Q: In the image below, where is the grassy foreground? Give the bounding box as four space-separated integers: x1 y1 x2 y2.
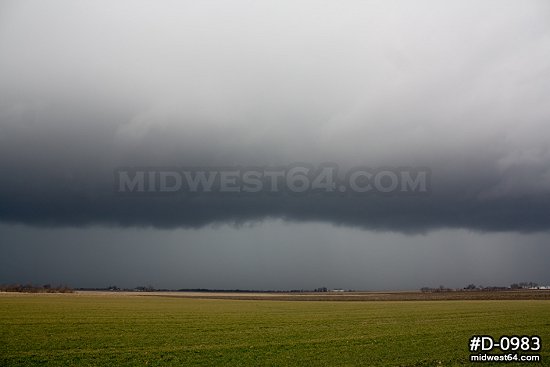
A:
0 294 548 366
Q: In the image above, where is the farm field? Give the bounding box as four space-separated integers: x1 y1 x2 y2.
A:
1 292 548 366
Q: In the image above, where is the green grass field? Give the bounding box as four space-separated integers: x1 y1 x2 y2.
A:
1 293 548 366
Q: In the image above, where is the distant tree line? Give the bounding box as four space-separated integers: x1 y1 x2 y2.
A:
421 282 542 292
0 284 73 293
420 285 453 293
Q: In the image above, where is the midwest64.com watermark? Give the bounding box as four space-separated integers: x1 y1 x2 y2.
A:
469 335 542 363
114 164 430 196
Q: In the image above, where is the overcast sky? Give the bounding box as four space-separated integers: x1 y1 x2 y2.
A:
1 0 549 290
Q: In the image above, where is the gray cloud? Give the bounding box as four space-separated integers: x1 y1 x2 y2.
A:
1 0 550 232
2 222 550 290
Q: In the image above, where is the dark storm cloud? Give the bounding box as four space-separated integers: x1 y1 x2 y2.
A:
1 0 550 233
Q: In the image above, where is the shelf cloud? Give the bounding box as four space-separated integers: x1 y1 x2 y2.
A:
1 0 550 233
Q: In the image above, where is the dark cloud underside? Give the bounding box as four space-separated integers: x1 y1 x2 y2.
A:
1 0 550 232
